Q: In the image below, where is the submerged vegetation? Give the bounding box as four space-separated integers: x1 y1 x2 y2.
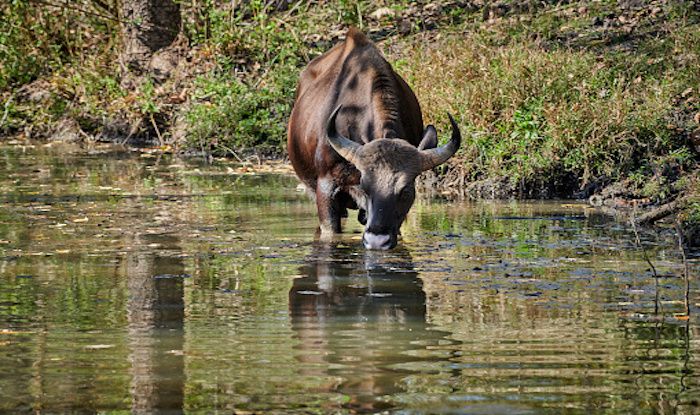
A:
0 0 699 238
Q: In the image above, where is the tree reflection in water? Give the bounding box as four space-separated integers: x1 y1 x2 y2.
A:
127 233 185 414
289 242 452 412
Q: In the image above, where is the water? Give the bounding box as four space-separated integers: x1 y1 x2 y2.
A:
0 142 698 414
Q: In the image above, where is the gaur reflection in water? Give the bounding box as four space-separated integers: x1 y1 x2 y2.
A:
289 242 449 412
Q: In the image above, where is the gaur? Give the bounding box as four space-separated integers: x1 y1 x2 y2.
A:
287 28 461 249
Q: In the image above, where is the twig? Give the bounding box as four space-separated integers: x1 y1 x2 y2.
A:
0 94 13 129
217 144 244 163
199 137 211 164
244 154 262 166
29 0 125 24
120 123 137 146
149 114 164 147
90 0 116 16
674 219 692 400
281 0 306 20
28 0 180 35
631 206 658 278
675 221 690 317
76 124 93 142
631 206 659 315
635 196 686 225
356 2 363 30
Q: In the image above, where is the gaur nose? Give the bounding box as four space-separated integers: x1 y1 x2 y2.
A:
362 232 395 250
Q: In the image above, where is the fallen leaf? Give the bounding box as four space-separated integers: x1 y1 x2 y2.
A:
84 344 114 350
371 7 395 19
0 329 31 335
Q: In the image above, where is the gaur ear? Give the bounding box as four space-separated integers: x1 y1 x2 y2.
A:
418 125 438 150
419 113 462 171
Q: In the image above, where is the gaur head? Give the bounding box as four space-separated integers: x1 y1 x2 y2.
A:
326 106 461 250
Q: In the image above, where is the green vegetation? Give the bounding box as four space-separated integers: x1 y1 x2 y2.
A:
0 0 698 237
401 8 699 195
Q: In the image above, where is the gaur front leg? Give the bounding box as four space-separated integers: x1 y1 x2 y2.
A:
316 176 342 235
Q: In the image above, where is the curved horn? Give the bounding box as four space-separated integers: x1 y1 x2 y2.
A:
420 113 461 171
326 105 361 164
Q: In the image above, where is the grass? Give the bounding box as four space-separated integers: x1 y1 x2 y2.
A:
392 3 699 196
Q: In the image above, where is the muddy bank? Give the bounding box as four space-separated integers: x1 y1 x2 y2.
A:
416 162 699 247
589 178 700 247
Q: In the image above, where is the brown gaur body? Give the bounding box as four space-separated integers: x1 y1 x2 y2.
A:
287 28 461 249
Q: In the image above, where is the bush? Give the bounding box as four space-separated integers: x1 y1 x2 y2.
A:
185 67 296 155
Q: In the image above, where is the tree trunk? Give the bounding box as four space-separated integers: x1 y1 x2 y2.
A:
120 0 182 83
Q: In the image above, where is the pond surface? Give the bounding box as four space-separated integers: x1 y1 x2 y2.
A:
0 142 698 414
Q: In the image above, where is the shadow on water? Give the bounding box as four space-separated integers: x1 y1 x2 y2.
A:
126 233 185 414
289 242 453 413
